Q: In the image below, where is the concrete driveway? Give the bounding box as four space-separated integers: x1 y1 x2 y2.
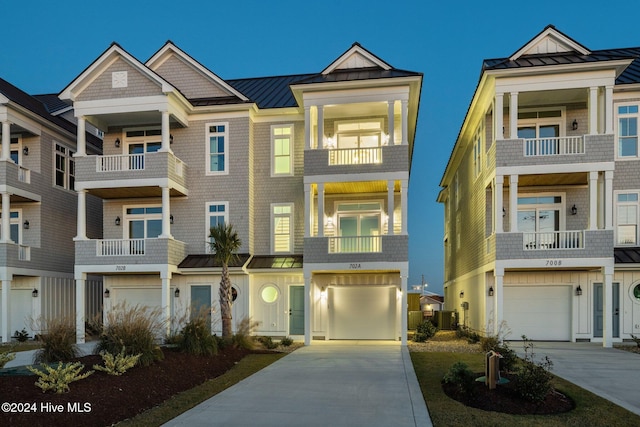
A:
164 341 431 427
512 341 640 416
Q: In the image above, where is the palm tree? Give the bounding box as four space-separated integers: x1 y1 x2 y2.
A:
209 223 242 338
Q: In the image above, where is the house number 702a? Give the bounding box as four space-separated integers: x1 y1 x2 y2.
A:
349 263 361 269
545 260 562 266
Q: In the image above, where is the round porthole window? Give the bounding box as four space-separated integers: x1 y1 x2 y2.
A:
261 285 279 303
634 284 640 300
231 286 238 302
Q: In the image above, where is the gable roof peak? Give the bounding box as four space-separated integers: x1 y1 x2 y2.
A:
509 25 590 61
322 42 392 75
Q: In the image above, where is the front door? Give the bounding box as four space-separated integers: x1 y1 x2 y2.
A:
191 285 212 331
594 282 620 338
289 286 304 335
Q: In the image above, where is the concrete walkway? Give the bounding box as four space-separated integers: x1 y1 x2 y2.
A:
512 341 640 416
4 341 97 368
164 341 432 427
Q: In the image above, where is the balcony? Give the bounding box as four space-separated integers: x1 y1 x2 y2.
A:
75 238 187 267
0 242 31 265
523 136 584 157
305 145 408 176
522 230 583 250
328 147 382 166
304 234 407 264
0 160 32 194
328 235 382 253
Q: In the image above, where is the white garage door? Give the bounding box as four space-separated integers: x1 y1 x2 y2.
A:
504 286 570 341
328 286 396 340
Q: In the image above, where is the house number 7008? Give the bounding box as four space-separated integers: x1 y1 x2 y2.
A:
545 260 562 266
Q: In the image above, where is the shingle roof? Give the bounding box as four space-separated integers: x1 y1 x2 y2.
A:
33 94 72 114
614 248 640 264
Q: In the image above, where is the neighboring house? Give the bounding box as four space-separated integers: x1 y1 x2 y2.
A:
64 42 422 345
420 294 443 317
438 25 640 347
0 79 102 342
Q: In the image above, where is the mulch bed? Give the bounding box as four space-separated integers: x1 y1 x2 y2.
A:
442 373 575 415
0 346 252 427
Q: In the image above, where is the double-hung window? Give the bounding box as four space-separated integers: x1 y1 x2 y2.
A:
272 125 293 176
272 203 293 253
206 202 228 252
55 143 75 190
206 123 228 175
616 192 639 245
617 105 639 158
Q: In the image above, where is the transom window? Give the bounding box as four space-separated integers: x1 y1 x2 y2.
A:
125 206 162 239
617 105 639 158
517 196 563 233
334 120 383 149
616 192 639 245
206 202 228 252
272 204 293 253
206 123 228 174
55 143 75 190
272 125 293 176
518 109 563 155
336 202 382 252
125 128 162 154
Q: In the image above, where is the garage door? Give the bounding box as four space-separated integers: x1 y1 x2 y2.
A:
504 286 570 341
328 286 396 340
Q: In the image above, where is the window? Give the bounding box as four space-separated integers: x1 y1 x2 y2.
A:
124 206 162 239
2 136 22 164
260 284 280 303
125 128 162 169
272 125 293 176
473 125 483 177
616 192 639 245
272 204 293 253
518 109 562 155
336 202 381 252
617 105 639 158
55 143 75 190
206 202 228 252
334 120 383 149
0 211 20 243
206 123 228 174
518 195 564 248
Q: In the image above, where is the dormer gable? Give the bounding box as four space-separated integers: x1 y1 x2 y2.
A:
322 42 392 75
509 25 591 61
146 41 248 101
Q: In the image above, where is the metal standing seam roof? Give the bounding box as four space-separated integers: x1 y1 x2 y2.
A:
178 253 252 269
226 74 315 109
246 255 303 269
614 248 640 264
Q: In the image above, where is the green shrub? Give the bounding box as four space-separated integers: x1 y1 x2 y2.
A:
513 336 554 402
93 348 141 376
176 316 218 356
414 320 438 342
32 316 79 363
442 361 477 398
631 334 640 348
259 336 278 349
232 317 259 350
28 362 93 394
280 336 294 347
14 328 29 342
96 303 165 366
0 348 16 368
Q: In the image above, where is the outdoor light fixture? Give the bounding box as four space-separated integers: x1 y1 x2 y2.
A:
488 286 494 296
170 214 174 224
320 286 327 300
170 134 174 144
115 216 121 226
174 288 180 298
115 138 120 148
22 146 28 155
571 204 577 215
104 289 110 298
576 285 583 296
572 119 578 131
32 288 38 298
459 290 464 299
502 207 506 217
23 220 29 229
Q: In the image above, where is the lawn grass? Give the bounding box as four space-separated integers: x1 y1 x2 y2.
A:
411 352 640 427
117 352 285 426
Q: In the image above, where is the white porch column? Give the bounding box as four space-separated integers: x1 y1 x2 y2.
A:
401 180 408 234
387 180 395 235
304 106 311 150
604 171 613 230
75 189 87 240
160 271 172 338
1 277 10 343
400 270 408 345
1 121 11 161
589 87 599 135
589 171 599 230
509 92 519 139
605 85 614 135
387 101 395 145
602 266 614 348
401 99 409 145
317 182 324 238
495 93 504 140
317 106 324 149
304 273 311 345
304 183 311 237
509 175 518 232
1 192 11 243
159 186 173 239
75 272 86 344
493 268 504 336
76 116 87 156
495 176 504 233
160 111 171 152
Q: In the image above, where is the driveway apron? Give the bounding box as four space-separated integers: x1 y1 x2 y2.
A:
164 341 431 427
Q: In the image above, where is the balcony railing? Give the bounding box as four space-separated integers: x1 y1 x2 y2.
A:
523 136 584 157
523 231 584 250
328 235 382 253
96 154 145 172
328 147 382 165
97 239 146 256
18 166 30 183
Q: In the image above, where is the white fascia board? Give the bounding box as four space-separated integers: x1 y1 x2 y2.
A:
189 109 252 122
302 261 406 275
191 103 254 117
322 45 392 75
6 109 42 136
0 185 41 202
74 95 170 116
251 107 302 122
166 94 189 127
75 264 174 275
490 59 632 81
496 257 614 270
496 161 615 177
613 87 640 98
509 28 590 61
304 171 408 184
75 177 180 192
302 86 410 107
494 68 619 93
0 94 9 104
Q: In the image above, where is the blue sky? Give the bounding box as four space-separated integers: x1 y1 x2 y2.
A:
1 1 636 294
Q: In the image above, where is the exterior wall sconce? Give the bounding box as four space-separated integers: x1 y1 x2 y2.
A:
572 119 578 131
23 220 29 229
459 290 464 299
488 286 494 296
22 146 29 155
571 204 577 215
320 286 327 300
170 214 174 224
576 285 582 296
104 289 110 298
115 216 121 226
32 288 38 298
502 207 506 217
115 138 121 148
174 288 180 298
170 134 174 144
